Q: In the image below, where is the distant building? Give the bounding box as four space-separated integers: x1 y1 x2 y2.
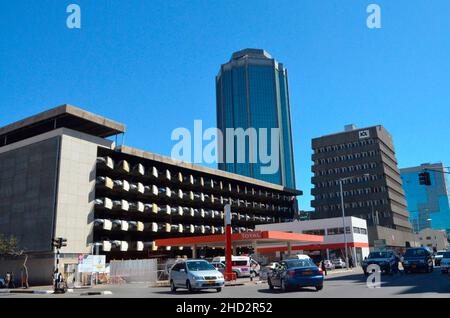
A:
310 124 417 249
400 163 450 233
256 216 370 265
216 49 296 189
417 228 449 251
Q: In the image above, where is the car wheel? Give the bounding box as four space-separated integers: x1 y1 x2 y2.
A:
315 285 323 291
186 280 195 292
216 288 222 292
170 280 177 292
281 279 289 292
267 278 274 290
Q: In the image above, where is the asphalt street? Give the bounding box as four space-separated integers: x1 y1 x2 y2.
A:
2 267 450 298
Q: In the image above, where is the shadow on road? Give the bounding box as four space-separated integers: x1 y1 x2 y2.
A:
152 290 221 296
325 268 450 295
257 287 318 294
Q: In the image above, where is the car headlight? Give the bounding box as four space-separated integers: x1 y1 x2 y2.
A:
191 275 203 280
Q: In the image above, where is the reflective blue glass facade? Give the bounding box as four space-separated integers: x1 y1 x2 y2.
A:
400 163 450 232
216 49 296 189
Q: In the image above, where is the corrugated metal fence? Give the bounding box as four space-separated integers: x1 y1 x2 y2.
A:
109 259 158 284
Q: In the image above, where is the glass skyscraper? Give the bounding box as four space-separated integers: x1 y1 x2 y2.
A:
216 49 296 189
400 163 450 233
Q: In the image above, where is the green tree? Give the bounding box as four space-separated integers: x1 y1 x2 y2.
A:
0 234 19 255
0 234 29 288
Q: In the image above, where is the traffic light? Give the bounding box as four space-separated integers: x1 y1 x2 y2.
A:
59 238 67 247
418 171 431 186
51 237 67 249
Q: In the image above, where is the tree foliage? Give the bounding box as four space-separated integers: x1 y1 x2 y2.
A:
0 234 20 255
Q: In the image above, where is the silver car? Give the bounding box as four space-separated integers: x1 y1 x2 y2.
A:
440 251 450 273
169 259 225 292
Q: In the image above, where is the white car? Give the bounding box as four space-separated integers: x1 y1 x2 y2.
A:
332 258 346 268
212 256 260 277
169 259 224 292
292 254 312 260
434 250 446 266
440 251 450 274
259 262 279 280
323 260 335 270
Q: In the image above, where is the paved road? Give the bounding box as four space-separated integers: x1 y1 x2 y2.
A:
2 267 450 298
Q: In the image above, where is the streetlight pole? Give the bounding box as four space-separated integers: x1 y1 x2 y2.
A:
339 179 350 270
338 173 370 270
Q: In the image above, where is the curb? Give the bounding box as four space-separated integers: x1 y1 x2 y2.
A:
80 291 112 296
0 289 54 294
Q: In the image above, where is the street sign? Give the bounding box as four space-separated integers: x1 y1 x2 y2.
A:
78 255 106 273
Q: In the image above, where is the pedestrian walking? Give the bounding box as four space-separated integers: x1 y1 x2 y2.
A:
321 260 327 276
5 272 11 288
348 256 354 268
8 272 16 289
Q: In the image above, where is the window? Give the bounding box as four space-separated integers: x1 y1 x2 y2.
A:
327 227 344 235
303 229 326 236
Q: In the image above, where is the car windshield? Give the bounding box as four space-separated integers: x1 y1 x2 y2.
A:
405 249 428 257
443 252 450 258
285 259 315 268
186 261 215 271
368 252 390 258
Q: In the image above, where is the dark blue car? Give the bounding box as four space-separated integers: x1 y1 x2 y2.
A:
402 247 434 273
267 258 324 292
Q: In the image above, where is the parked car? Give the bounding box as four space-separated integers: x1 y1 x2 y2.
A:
212 256 260 277
332 258 346 269
434 250 447 266
211 261 226 274
439 250 450 274
267 258 324 292
292 254 312 261
362 250 400 275
259 262 279 280
322 260 335 270
169 259 224 292
402 247 434 273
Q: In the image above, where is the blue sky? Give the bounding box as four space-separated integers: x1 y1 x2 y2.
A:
1 0 449 210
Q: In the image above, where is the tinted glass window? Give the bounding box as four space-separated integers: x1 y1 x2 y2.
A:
186 261 215 271
285 259 315 268
232 261 248 266
405 249 428 257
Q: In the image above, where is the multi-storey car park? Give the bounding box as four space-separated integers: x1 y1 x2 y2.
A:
0 104 300 284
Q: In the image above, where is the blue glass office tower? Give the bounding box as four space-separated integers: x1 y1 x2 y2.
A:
400 163 450 233
216 49 296 189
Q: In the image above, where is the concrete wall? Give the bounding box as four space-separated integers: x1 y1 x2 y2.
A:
418 228 449 251
54 130 108 255
0 255 54 286
368 225 419 248
0 137 59 252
